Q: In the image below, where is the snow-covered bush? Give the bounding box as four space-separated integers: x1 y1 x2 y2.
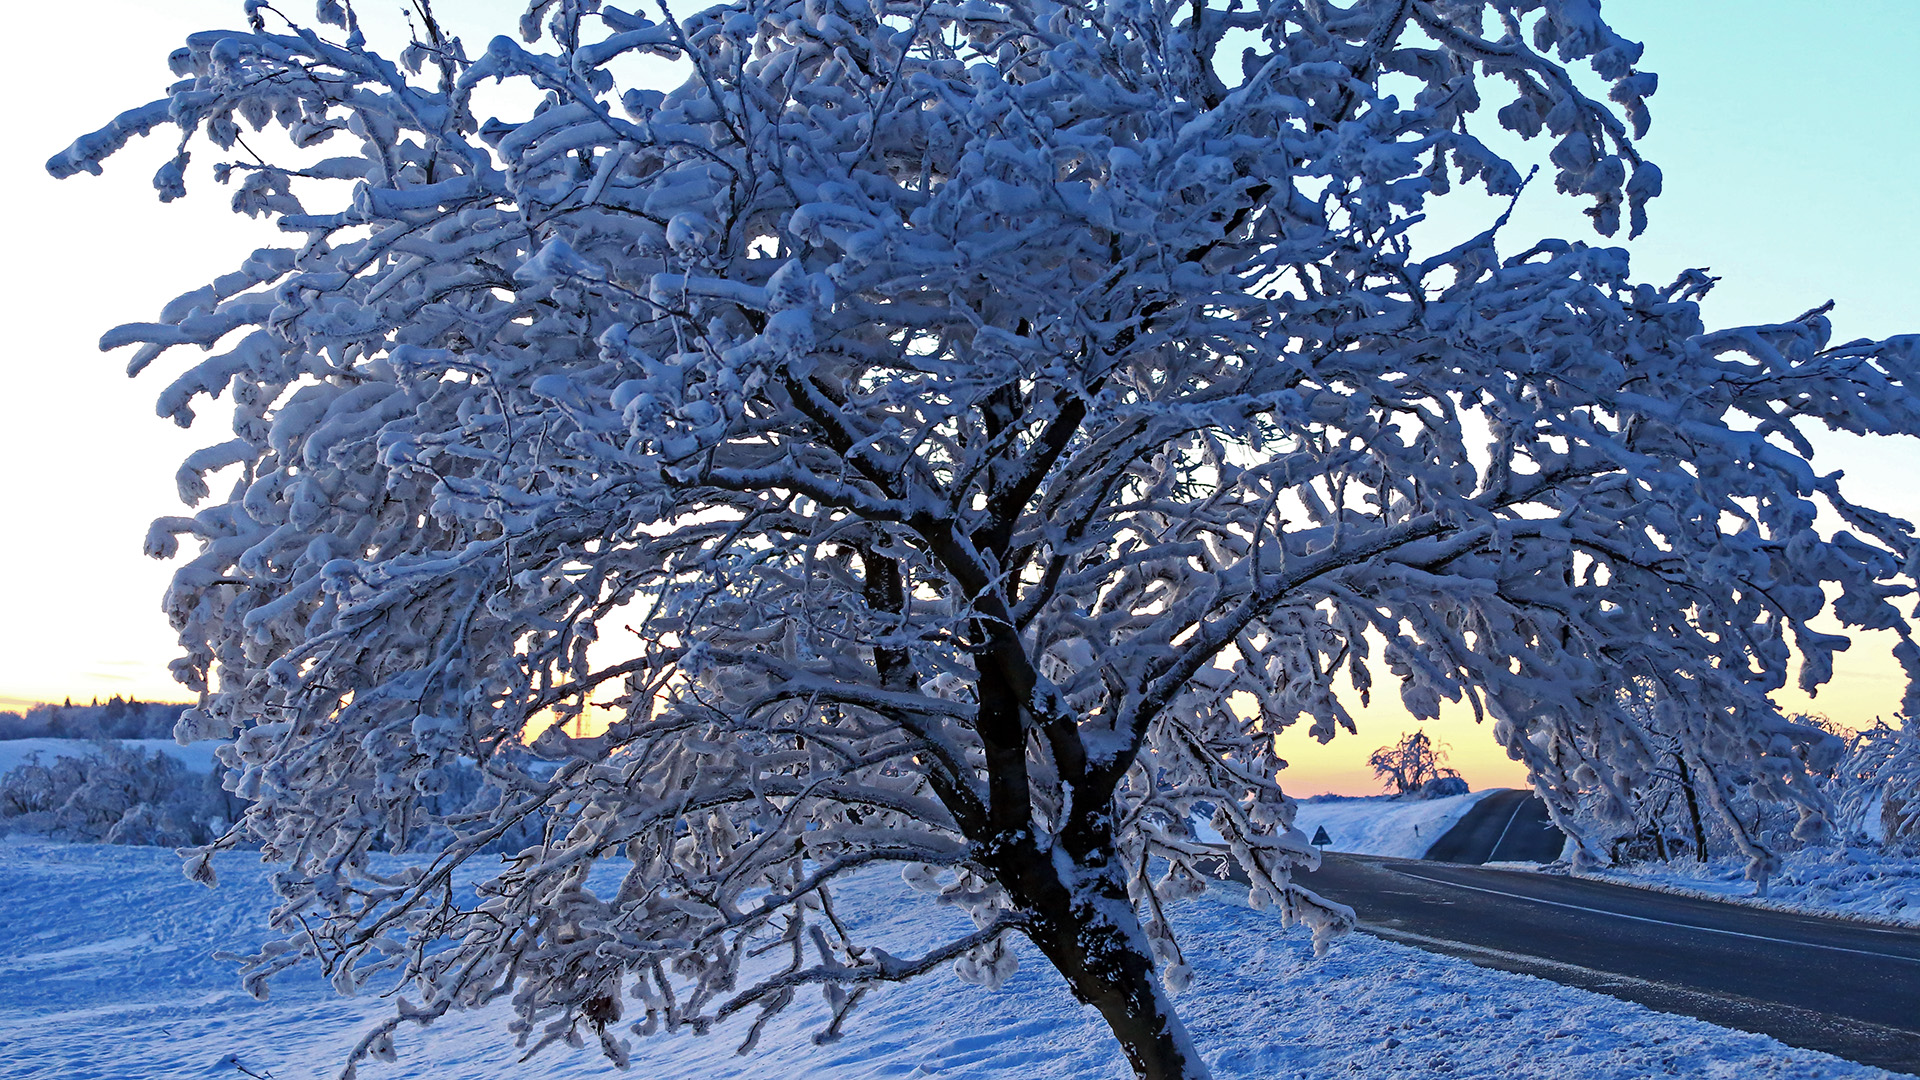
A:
0 739 545 854
1833 721 1920 850
0 743 242 846
51 0 1920 1076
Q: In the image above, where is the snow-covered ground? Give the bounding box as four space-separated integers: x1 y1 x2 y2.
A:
1291 789 1498 859
4 838 1905 1080
0 737 222 774
1579 846 1920 929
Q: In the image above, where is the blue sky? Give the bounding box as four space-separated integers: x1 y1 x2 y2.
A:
1 1 1914 791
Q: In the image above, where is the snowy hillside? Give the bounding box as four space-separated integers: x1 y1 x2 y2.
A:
1291 789 1501 860
0 737 223 775
3 839 1899 1080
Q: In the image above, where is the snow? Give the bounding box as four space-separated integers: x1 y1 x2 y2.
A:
1291 790 1501 859
1578 847 1920 930
0 737 223 775
3 839 1903 1080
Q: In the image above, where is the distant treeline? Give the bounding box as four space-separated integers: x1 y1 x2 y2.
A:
0 698 189 741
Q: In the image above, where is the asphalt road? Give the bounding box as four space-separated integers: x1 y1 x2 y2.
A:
1288 854 1920 1073
1424 788 1563 864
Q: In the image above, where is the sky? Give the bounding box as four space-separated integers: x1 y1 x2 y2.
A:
0 1 1915 794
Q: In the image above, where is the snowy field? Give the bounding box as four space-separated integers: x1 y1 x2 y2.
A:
1290 789 1499 859
3 839 1905 1080
0 737 221 775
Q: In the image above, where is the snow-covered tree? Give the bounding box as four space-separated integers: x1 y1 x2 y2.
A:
1366 729 1460 796
50 0 1920 1075
1834 720 1920 849
1588 684 1712 863
0 743 239 846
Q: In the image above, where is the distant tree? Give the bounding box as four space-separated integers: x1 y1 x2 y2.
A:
1368 730 1461 797
51 0 1920 1077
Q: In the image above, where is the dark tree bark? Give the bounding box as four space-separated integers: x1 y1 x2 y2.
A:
893 349 1226 1079
988 836 1211 1080
1676 753 1709 860
942 595 1210 1080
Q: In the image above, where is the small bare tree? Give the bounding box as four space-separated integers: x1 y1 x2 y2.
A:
1367 730 1461 797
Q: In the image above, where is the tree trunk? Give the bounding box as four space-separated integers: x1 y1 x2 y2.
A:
1004 849 1210 1080
1675 753 1708 860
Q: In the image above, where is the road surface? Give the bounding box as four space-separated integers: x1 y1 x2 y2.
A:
1285 854 1920 1073
1424 788 1564 864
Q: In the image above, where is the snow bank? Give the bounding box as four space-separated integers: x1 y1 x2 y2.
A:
1581 846 1920 929
1292 789 1500 859
0 737 223 775
3 839 1900 1080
